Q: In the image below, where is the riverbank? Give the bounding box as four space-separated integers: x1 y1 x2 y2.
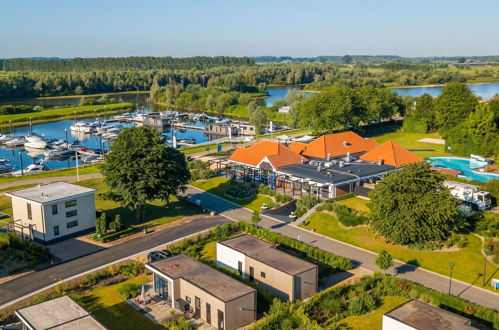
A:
0 103 134 128
0 91 148 103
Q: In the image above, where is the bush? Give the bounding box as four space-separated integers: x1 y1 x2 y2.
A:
347 293 378 316
117 261 144 277
296 195 318 210
226 180 257 199
320 203 368 227
189 160 218 181
118 283 141 300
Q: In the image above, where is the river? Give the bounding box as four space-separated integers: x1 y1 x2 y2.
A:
391 82 499 99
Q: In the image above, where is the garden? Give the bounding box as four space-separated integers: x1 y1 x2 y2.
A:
0 232 52 276
190 176 292 212
252 274 498 329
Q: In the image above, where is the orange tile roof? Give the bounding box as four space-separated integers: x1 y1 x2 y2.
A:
359 140 423 168
229 141 305 170
299 131 378 159
289 142 307 154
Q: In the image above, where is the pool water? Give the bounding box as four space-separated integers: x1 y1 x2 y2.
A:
428 157 499 182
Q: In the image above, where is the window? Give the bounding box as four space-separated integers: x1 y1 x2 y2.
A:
53 225 60 236
66 210 77 218
67 220 78 228
65 200 77 208
185 296 191 303
27 203 32 220
261 272 266 278
52 204 58 215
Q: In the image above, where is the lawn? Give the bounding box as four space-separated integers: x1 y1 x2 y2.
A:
78 276 162 330
0 164 100 185
201 241 217 261
364 124 448 159
301 212 498 291
0 194 12 226
336 197 370 213
340 296 408 330
77 178 200 229
190 176 274 212
0 103 133 125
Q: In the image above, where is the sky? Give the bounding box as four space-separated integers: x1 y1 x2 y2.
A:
2 0 499 58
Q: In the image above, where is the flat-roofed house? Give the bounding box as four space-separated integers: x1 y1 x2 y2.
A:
217 234 318 301
382 299 476 330
6 182 97 244
146 254 256 330
15 295 106 330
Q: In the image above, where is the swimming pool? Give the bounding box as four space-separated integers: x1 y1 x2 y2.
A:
428 157 499 182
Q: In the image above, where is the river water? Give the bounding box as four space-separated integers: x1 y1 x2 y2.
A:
391 82 499 99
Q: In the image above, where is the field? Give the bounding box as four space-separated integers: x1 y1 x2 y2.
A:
190 176 274 212
78 276 162 329
300 212 497 291
0 102 133 126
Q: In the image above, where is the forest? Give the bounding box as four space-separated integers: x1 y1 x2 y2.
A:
1 62 498 100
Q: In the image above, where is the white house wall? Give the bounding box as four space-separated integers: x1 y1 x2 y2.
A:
382 315 416 330
216 243 245 275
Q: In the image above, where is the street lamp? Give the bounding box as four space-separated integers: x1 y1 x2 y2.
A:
448 263 455 294
483 249 490 286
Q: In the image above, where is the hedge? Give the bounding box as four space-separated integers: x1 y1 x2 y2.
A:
403 118 429 133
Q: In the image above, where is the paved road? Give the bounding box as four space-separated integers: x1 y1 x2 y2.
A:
0 173 103 191
0 216 229 307
183 186 499 311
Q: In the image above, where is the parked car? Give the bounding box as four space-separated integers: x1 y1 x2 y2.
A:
147 250 173 263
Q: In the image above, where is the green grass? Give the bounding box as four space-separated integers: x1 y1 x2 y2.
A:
77 178 200 229
0 164 100 185
301 212 498 291
336 197 370 213
190 176 274 212
78 276 162 330
0 103 133 125
364 124 447 159
340 296 408 330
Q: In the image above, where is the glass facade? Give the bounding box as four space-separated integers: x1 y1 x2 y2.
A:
154 273 169 299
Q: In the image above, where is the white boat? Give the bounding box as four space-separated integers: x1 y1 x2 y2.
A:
11 162 50 177
113 113 132 120
82 155 104 164
24 135 48 149
70 122 94 133
0 134 14 144
4 136 27 147
25 146 47 157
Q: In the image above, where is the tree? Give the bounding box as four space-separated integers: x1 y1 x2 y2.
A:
435 82 478 135
342 55 353 64
375 250 393 273
369 162 461 246
95 212 107 235
457 57 466 63
109 214 122 232
250 107 267 135
101 127 191 222
247 100 258 115
251 211 261 227
257 82 267 93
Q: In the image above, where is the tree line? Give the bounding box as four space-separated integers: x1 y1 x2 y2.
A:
404 82 499 157
0 56 254 72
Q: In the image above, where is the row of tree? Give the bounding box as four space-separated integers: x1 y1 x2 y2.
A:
0 56 254 72
404 82 499 156
287 86 405 133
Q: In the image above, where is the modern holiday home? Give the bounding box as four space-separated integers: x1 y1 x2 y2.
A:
6 182 97 244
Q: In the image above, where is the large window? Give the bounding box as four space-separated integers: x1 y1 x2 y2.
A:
65 200 77 208
52 204 58 215
53 225 60 236
153 273 168 299
27 203 32 220
66 210 77 218
66 220 78 228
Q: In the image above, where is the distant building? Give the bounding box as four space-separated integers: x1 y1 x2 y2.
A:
146 254 256 330
278 105 291 113
16 295 106 330
6 182 97 244
382 299 476 330
217 234 318 301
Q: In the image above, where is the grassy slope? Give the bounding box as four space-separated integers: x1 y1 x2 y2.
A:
190 177 273 212
0 103 133 125
79 276 162 330
340 296 408 330
336 197 370 213
301 212 497 291
0 164 100 184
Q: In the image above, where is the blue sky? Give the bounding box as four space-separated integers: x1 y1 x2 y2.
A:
2 0 499 58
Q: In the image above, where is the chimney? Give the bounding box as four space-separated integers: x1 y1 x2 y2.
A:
317 163 322 172
301 157 304 164
342 141 349 147
339 161 344 168
346 152 351 162
327 153 331 161
378 157 384 165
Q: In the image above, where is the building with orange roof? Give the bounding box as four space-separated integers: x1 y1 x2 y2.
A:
359 140 424 168
290 131 378 159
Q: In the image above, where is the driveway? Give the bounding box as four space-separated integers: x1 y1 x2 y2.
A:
183 185 499 311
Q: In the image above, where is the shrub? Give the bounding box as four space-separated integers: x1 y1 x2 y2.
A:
189 160 217 181
117 261 143 277
226 181 257 199
118 283 141 300
347 293 378 316
163 315 193 330
296 195 318 210
328 204 368 227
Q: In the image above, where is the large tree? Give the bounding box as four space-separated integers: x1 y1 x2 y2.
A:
435 82 478 135
101 127 190 221
368 162 461 246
